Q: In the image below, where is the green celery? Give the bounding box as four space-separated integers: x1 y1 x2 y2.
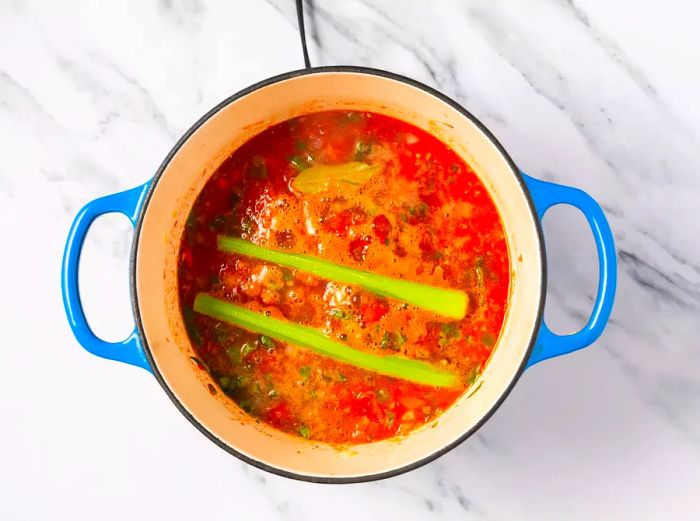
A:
217 236 468 320
194 294 458 388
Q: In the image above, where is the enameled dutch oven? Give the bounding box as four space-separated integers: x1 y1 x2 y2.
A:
61 67 617 483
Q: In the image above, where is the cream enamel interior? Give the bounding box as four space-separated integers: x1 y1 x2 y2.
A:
135 71 543 479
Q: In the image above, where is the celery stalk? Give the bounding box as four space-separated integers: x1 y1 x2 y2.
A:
217 236 468 320
193 294 458 388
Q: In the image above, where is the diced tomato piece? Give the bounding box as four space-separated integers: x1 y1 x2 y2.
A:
361 299 389 323
349 235 372 262
372 214 392 243
264 401 292 429
323 207 368 236
420 190 442 208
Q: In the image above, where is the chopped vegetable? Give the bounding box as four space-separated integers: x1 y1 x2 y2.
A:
240 342 257 356
289 155 310 171
298 425 311 438
225 345 241 364
330 309 348 319
291 161 382 194
354 140 372 160
395 331 407 347
380 331 395 351
217 236 468 320
376 389 390 402
260 335 276 349
194 294 458 388
439 322 461 346
299 366 312 380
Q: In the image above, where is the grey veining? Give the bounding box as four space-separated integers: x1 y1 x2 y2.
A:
1 1 699 520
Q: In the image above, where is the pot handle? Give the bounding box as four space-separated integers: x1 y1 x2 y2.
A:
61 182 152 371
522 174 617 366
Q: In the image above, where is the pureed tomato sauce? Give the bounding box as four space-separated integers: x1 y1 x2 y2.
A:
178 110 509 444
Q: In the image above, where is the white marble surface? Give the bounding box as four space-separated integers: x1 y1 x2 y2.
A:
1 0 699 519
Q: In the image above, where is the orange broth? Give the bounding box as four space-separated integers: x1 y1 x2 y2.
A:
178 110 509 444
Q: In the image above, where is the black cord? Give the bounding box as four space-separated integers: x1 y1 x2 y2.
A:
296 0 312 68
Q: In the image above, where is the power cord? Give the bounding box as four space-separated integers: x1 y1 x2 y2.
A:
296 0 312 68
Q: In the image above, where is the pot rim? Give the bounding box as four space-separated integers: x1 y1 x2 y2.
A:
129 65 547 484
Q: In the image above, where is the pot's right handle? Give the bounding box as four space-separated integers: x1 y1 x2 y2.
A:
522 174 617 366
61 182 152 371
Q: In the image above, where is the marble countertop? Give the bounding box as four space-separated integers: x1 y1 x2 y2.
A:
1 1 698 519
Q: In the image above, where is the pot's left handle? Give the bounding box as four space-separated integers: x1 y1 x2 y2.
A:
522 174 617 366
61 182 152 371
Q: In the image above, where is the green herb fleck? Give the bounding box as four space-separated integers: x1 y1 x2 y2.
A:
298 425 311 439
330 309 348 319
260 335 276 349
219 376 232 389
376 389 390 402
380 331 401 351
338 372 347 382
395 331 407 347
241 342 257 357
299 366 312 381
439 322 461 346
289 155 309 172
380 331 393 350
225 345 241 364
354 140 372 161
408 202 429 218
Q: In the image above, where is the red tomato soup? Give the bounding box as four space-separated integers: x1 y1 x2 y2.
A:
178 110 509 444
